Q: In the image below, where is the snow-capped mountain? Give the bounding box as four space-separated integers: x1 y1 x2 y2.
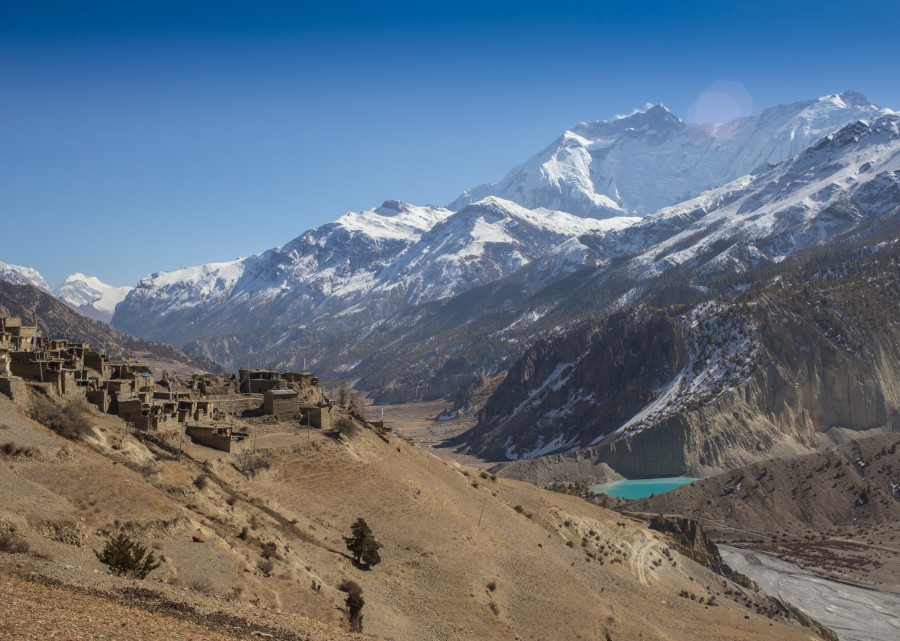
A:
455 114 900 470
620 113 900 280
0 261 50 291
451 91 891 218
53 274 134 323
112 92 900 398
113 199 638 345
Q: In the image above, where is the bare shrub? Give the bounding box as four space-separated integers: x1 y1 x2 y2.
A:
187 577 214 594
29 396 95 440
331 416 357 438
0 532 30 554
338 579 363 595
234 450 270 477
0 442 42 459
193 475 209 491
347 390 366 420
260 541 278 559
257 558 274 575
486 580 497 592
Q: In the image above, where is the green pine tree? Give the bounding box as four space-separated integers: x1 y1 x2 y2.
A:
344 518 382 569
94 530 160 579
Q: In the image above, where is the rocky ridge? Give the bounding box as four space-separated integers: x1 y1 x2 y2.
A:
462 243 900 475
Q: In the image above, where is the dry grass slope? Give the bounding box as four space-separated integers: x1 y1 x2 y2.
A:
0 391 833 640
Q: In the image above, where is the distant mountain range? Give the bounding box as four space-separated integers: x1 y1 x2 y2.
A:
0 266 132 323
3 91 898 471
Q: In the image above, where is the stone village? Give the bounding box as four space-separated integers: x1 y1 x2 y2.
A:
0 314 340 452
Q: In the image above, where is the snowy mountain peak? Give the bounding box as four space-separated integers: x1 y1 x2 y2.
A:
53 273 134 323
832 90 873 108
571 103 682 139
451 92 890 218
334 202 452 241
0 261 50 291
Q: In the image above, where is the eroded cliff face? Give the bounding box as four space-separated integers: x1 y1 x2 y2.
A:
465 248 900 476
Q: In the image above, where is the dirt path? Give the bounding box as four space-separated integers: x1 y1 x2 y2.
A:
626 531 657 586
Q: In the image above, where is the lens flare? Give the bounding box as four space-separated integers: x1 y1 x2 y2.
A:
688 81 753 125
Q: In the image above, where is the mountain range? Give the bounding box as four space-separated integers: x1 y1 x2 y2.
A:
3 90 898 471
0 265 132 324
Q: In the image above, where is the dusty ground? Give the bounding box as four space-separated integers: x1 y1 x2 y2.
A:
0 391 834 641
0 560 374 641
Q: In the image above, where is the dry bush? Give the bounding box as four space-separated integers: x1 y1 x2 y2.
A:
29 396 95 440
338 578 363 595
260 541 278 559
234 450 270 477
0 532 30 555
193 474 209 491
330 416 357 438
256 558 274 575
0 442 43 459
187 577 214 594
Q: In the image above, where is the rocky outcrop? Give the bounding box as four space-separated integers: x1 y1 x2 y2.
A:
463 245 900 475
491 453 622 486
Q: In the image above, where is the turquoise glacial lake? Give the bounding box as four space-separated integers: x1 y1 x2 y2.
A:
592 476 700 500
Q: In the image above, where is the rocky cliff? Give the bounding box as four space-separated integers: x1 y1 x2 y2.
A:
462 243 900 476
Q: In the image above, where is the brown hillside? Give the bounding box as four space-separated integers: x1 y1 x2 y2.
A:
0 391 832 641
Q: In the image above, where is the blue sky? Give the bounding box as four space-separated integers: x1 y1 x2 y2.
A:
2 1 899 287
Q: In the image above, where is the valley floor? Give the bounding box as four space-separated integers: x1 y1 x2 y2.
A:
721 545 900 641
377 399 495 469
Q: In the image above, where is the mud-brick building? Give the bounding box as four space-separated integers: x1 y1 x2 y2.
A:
263 389 298 417
299 404 333 430
239 368 284 394
0 316 38 352
116 393 179 431
185 424 233 452
282 372 320 388
8 352 81 396
83 350 110 379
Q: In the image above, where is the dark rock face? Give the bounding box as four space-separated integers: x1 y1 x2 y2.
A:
463 245 900 476
471 309 691 464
